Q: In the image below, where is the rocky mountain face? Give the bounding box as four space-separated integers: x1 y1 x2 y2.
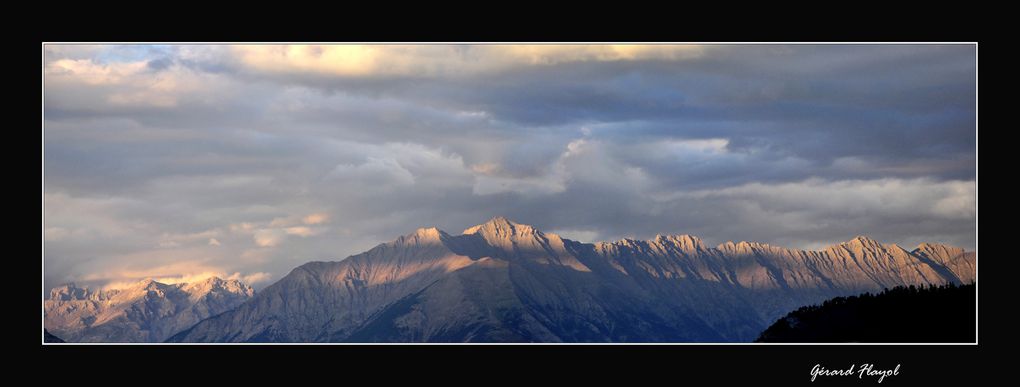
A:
169 217 976 343
45 277 254 342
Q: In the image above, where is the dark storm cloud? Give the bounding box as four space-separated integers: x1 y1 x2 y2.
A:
43 44 977 292
212 44 974 181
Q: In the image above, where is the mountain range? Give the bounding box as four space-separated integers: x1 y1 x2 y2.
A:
157 217 975 343
44 277 253 342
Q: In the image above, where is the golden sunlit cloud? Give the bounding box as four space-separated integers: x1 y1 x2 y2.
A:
99 271 273 291
46 59 148 85
230 45 707 78
76 257 273 290
302 213 330 225
284 226 316 237
470 163 501 175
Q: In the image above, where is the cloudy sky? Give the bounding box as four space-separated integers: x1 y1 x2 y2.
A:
43 44 976 291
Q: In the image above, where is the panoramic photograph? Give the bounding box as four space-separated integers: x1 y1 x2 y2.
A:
42 43 976 344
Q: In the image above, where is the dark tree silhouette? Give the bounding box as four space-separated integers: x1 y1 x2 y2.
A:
755 282 975 343
44 329 65 343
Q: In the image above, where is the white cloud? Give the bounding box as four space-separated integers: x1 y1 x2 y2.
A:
231 271 272 285
644 177 976 248
471 139 582 196
329 157 415 187
253 229 285 247
662 138 730 154
45 55 237 110
237 218 331 248
470 137 657 197
673 178 976 220
319 141 476 194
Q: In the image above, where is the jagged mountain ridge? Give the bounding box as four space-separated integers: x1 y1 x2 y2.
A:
169 217 975 343
45 277 254 342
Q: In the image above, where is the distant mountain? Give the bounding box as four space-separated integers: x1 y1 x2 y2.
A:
45 277 254 342
755 283 975 342
169 217 975 343
44 329 65 343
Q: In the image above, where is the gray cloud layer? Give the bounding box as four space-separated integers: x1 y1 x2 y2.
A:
43 44 977 291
